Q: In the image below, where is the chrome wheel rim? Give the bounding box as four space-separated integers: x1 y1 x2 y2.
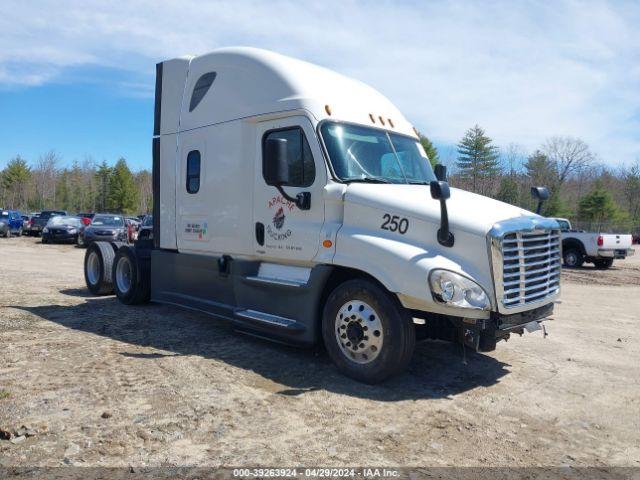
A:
335 300 383 364
115 256 132 294
565 252 577 266
87 252 100 285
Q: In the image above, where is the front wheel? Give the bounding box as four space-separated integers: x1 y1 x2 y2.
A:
322 279 415 384
563 248 584 268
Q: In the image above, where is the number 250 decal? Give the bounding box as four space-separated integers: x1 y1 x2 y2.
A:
381 214 409 234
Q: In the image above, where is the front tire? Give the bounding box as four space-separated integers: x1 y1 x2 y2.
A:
563 248 584 268
322 279 415 384
112 246 150 305
84 242 115 295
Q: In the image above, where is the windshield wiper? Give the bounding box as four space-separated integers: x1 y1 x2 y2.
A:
407 180 430 185
346 176 392 184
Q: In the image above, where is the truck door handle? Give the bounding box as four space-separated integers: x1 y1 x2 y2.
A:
255 222 264 246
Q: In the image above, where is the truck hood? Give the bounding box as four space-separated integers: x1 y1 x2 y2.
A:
344 183 533 236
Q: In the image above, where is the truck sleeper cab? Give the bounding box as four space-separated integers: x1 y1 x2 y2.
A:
83 47 561 383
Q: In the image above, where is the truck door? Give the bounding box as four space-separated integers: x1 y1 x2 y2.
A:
253 116 326 262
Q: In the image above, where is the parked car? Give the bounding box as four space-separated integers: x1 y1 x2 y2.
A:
82 214 128 246
138 215 153 240
0 209 23 237
21 215 30 233
31 210 68 236
553 217 635 269
42 216 84 244
25 213 41 236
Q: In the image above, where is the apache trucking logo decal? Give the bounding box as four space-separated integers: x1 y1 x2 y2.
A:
184 221 208 240
266 195 293 241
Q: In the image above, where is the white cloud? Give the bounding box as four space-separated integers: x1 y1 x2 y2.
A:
1 0 638 164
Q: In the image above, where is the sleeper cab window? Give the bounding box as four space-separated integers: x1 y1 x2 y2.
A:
186 150 201 194
189 72 217 112
262 127 315 187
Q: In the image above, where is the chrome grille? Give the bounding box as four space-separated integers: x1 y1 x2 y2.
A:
489 217 562 313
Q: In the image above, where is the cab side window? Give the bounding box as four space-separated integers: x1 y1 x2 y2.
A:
186 150 201 194
263 127 315 187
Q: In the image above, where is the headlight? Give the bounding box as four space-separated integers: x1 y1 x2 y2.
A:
68 228 77 233
43 227 49 233
429 270 490 310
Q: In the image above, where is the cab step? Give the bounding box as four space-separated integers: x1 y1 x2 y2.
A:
234 309 306 332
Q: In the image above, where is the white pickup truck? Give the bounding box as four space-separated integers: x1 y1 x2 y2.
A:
82 48 562 383
554 218 634 269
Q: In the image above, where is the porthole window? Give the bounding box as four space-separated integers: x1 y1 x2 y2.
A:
186 150 201 194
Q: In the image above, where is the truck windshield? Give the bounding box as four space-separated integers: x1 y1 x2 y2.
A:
320 122 436 184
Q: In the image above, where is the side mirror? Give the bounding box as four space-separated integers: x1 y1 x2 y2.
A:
434 164 447 182
430 180 451 201
264 138 290 186
531 186 549 201
531 186 549 215
263 137 311 210
430 180 454 247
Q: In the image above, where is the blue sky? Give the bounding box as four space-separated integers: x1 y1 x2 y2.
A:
1 0 639 171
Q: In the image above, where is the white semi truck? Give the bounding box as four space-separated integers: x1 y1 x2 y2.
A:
83 48 562 383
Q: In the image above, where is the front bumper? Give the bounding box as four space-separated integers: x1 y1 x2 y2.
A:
44 232 77 242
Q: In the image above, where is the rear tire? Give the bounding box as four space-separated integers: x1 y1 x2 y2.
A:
41 236 47 244
322 279 415 384
563 248 584 268
594 258 614 269
112 246 150 305
84 242 115 295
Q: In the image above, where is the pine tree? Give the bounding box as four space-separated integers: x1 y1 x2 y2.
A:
95 160 112 212
418 134 439 168
107 158 139 214
496 177 519 205
1 156 32 209
456 125 500 195
578 181 621 230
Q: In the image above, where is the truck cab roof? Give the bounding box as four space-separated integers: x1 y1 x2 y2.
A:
158 47 415 138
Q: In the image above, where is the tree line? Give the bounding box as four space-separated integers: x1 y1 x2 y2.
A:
421 126 640 234
3 128 639 234
0 152 152 215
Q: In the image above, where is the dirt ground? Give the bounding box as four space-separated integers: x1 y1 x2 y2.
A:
1 236 639 468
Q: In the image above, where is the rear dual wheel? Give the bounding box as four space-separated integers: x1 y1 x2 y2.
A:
113 247 150 305
84 242 115 295
322 279 415 384
594 258 614 270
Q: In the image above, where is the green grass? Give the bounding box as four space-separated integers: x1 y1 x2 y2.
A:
0 390 10 400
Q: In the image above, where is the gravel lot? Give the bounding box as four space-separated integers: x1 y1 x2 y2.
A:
1 236 639 467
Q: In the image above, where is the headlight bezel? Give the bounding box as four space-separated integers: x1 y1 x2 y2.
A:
428 269 491 311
